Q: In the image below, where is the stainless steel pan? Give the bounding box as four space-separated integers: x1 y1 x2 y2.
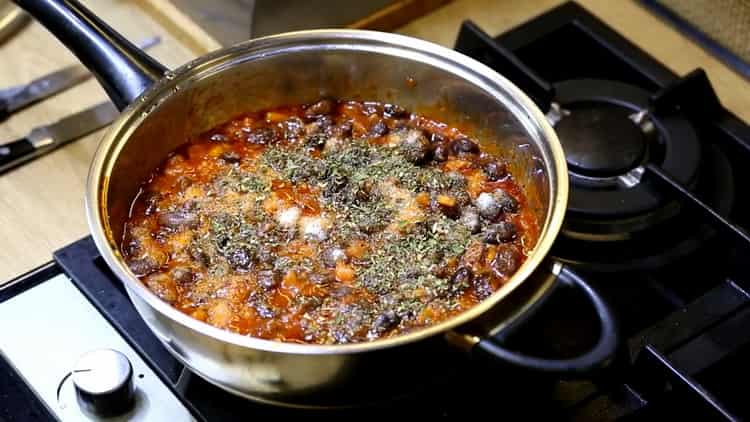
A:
15 0 619 407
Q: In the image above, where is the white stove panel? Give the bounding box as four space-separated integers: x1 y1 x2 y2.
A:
0 274 195 421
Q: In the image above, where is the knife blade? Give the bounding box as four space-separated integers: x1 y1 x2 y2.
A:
0 101 119 174
0 5 29 45
0 35 160 120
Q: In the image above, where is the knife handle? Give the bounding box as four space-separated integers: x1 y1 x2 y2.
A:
0 99 9 122
0 138 36 174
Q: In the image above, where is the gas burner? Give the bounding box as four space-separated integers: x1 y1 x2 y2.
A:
541 79 737 271
555 103 647 177
548 79 702 239
551 142 734 272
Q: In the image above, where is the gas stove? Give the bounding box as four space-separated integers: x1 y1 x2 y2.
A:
2 2 750 420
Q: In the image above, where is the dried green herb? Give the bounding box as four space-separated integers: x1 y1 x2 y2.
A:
358 216 471 298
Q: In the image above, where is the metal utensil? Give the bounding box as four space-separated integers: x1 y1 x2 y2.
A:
0 35 160 120
0 1 29 44
0 101 118 174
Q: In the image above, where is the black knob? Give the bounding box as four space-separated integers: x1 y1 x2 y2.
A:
72 349 135 417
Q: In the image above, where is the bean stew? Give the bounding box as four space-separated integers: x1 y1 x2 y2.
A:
122 99 540 344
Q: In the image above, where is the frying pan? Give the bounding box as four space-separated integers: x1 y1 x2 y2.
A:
14 0 619 407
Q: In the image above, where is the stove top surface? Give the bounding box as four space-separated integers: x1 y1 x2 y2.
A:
4 238 587 420
3 2 750 421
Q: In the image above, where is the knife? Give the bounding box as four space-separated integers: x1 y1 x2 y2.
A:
0 5 29 45
0 35 160 120
0 101 119 174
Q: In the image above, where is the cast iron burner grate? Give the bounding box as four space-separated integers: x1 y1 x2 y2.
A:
456 2 750 273
455 1 750 419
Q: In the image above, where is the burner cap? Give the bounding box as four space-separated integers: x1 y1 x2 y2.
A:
552 143 734 272
551 79 701 225
556 104 646 176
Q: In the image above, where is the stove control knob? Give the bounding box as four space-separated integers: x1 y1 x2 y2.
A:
72 349 135 417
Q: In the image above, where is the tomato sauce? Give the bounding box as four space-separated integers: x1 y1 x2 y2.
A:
122 99 539 344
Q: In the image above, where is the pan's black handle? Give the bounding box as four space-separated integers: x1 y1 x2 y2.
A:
0 98 10 122
13 0 167 110
472 263 619 377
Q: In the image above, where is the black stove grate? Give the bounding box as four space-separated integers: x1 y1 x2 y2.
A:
454 1 750 419
50 234 749 420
